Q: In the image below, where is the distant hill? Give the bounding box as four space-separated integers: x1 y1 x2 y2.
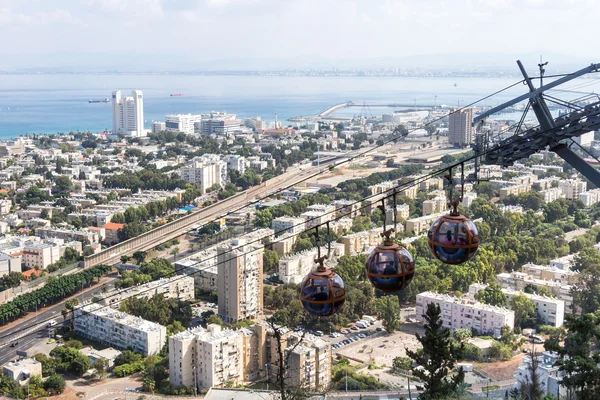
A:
0 51 594 74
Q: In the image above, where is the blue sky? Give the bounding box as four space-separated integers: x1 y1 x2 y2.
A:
0 0 598 70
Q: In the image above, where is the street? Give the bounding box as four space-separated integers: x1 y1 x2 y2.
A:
0 275 118 366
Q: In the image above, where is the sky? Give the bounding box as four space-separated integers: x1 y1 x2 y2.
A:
0 0 598 71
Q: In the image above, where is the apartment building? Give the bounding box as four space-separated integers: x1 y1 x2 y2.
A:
272 233 297 257
448 107 474 146
332 200 361 219
35 226 100 244
165 114 202 135
559 179 587 200
515 352 565 397
271 216 306 236
0 253 21 277
416 291 514 337
286 336 332 391
175 252 218 293
385 204 410 225
422 197 447 216
579 188 600 207
179 155 228 194
496 272 575 313
0 199 11 216
549 254 575 271
399 185 418 200
468 283 565 327
405 212 446 235
169 324 332 392
223 155 247 174
218 239 263 323
540 187 565 204
92 275 194 308
499 183 532 200
369 181 394 196
520 263 579 283
152 121 166 133
0 237 72 270
74 303 166 357
278 248 319 284
341 228 383 255
419 177 444 191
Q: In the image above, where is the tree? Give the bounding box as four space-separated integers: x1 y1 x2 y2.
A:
206 314 224 326
132 251 147 264
44 374 66 394
263 249 280 274
94 357 108 379
475 283 507 307
406 303 465 400
545 312 600 399
375 296 401 334
266 318 310 400
519 347 545 400
120 255 131 264
510 293 537 328
453 328 472 342
170 247 180 261
114 350 143 367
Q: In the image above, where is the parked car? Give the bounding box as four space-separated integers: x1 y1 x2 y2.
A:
341 329 349 334
376 327 384 332
351 326 359 330
314 331 324 337
529 335 545 344
358 334 366 339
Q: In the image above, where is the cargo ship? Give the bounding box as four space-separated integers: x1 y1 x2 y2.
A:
89 98 110 103
170 93 184 97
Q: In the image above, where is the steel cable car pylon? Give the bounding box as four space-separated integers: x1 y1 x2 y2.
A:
474 60 600 186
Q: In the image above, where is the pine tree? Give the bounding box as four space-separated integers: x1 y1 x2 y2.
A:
406 303 465 400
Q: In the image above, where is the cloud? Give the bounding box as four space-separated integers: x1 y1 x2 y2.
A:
0 7 73 24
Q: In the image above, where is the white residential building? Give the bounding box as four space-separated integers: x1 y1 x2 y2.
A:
223 155 247 174
423 197 447 216
112 90 145 137
271 216 306 236
3 358 42 385
166 114 202 135
0 253 21 277
573 131 594 147
278 248 319 284
579 188 600 207
559 179 587 200
92 275 195 308
468 283 565 327
405 212 446 235
548 255 576 271
416 291 514 337
515 352 565 397
496 272 575 313
540 187 565 204
74 303 167 357
180 155 228 194
152 121 166 133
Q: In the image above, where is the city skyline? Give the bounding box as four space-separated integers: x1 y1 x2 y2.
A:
0 0 598 71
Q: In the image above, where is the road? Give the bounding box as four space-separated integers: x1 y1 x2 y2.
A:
0 275 119 366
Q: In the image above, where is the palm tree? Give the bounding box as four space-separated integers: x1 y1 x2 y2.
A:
170 247 180 261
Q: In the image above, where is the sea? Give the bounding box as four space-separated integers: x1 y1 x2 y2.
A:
0 73 598 140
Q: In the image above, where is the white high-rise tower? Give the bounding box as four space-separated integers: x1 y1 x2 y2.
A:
112 90 145 137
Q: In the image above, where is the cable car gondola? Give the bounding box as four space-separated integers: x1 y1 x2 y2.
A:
300 224 346 316
365 191 415 292
428 164 480 264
